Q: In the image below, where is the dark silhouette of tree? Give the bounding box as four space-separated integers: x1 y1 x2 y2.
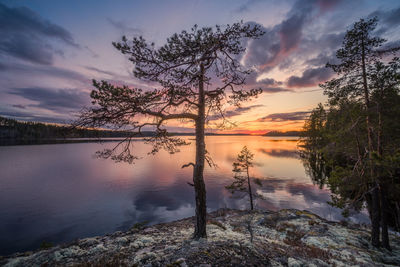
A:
0 116 136 144
75 22 265 239
303 17 400 249
226 146 262 210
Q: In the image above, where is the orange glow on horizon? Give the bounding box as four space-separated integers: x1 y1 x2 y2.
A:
213 127 302 135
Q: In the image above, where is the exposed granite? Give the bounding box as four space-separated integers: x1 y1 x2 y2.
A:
1 209 400 266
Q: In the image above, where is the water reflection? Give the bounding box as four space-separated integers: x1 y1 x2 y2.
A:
0 136 368 255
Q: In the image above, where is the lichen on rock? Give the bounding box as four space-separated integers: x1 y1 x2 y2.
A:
1 208 399 266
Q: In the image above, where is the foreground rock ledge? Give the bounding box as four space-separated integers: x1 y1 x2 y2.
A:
2 209 400 266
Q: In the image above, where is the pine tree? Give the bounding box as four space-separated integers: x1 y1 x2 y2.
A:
76 22 264 239
226 146 262 210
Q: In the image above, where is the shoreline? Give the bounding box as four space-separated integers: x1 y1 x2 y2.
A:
2 208 399 266
0 135 300 146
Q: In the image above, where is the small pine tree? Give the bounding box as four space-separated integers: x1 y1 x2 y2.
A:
226 146 262 210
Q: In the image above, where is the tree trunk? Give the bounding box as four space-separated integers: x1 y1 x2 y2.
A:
395 202 400 232
380 184 391 250
361 38 381 247
377 95 391 249
193 63 207 239
371 186 381 247
246 166 254 210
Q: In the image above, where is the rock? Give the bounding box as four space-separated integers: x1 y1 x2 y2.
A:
176 257 188 267
115 236 129 246
287 257 303 267
1 208 399 266
143 227 157 233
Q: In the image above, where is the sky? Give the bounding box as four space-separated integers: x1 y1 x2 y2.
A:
0 0 399 134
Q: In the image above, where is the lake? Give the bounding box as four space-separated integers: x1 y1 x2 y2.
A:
0 136 368 255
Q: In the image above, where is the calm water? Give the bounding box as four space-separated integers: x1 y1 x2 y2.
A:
0 136 368 255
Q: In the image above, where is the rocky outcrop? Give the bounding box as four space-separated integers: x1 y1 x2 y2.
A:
1 209 400 266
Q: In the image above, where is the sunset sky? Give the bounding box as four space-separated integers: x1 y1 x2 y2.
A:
1 0 399 134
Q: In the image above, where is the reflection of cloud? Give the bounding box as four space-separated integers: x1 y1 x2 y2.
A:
135 192 181 212
125 179 196 225
286 182 330 204
258 177 289 193
256 180 368 222
258 148 299 159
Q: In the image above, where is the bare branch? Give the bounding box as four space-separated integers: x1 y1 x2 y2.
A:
182 162 195 168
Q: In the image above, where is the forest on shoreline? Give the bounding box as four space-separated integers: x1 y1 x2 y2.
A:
0 116 299 145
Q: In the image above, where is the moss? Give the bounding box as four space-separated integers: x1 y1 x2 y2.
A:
131 221 149 230
40 241 53 250
202 250 211 257
166 260 183 267
207 219 226 230
295 210 317 219
284 229 306 246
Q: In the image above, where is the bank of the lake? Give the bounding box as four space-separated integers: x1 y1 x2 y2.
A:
2 208 399 266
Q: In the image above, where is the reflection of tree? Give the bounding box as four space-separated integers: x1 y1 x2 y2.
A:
299 104 330 189
258 148 299 159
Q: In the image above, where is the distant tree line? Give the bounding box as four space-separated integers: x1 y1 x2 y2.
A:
0 116 256 145
301 18 400 249
264 130 303 136
0 116 135 141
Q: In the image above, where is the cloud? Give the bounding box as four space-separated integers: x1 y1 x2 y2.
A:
85 66 117 77
0 108 72 124
256 77 282 86
243 71 290 93
370 6 400 27
0 61 88 84
107 18 142 36
381 6 400 26
243 1 330 71
368 6 400 37
208 104 264 121
286 67 333 88
304 53 335 67
241 0 344 76
84 46 99 58
9 87 90 112
233 0 263 13
262 87 292 93
0 35 55 65
12 104 26 109
257 111 310 122
0 3 78 65
235 104 264 113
